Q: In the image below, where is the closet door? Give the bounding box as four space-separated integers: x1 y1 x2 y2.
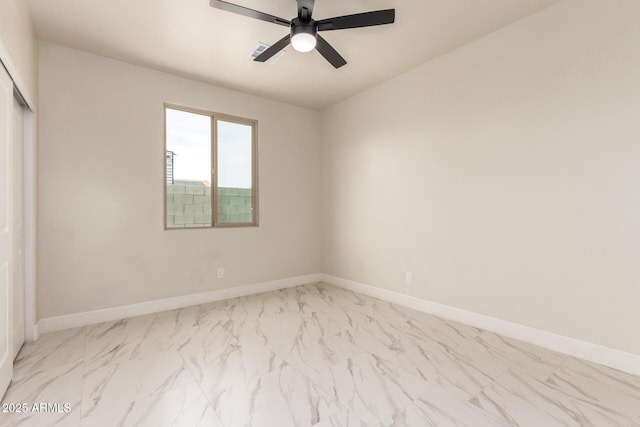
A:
0 64 14 399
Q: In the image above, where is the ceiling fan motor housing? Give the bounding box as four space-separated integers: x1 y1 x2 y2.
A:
290 18 318 52
291 18 317 38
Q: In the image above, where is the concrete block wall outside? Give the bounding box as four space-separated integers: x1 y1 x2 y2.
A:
167 185 186 194
185 186 205 195
166 184 252 227
174 194 193 205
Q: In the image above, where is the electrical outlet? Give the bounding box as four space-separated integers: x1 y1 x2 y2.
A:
217 268 224 279
405 272 413 284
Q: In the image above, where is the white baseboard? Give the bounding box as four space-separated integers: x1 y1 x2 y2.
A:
37 272 640 377
39 274 322 334
322 274 640 377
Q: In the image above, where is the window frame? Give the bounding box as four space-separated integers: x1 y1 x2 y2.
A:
163 103 259 230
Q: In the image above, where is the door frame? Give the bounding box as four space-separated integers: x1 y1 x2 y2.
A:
22 104 36 342
0 41 38 342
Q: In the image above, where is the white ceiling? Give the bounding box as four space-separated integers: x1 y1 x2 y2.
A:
27 0 559 110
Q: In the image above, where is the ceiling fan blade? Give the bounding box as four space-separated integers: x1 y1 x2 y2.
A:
254 34 291 62
297 0 315 21
316 9 395 31
210 0 290 27
315 35 347 69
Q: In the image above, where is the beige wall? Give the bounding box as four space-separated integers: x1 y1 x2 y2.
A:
38 42 321 318
0 0 37 106
321 0 640 355
35 0 640 357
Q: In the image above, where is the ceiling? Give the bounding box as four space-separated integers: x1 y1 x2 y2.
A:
27 0 559 110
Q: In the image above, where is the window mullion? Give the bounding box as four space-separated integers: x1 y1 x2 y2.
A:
211 116 217 227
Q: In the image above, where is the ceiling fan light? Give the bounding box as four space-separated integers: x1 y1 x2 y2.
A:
291 32 317 52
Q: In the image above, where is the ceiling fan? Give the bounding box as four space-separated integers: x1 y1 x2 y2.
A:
210 0 395 68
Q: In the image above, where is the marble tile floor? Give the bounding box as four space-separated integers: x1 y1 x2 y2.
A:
1 282 639 426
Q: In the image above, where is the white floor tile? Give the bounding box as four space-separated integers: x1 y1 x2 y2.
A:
81 349 195 418
546 357 640 418
12 327 86 382
79 383 222 427
313 353 434 426
397 386 512 427
473 369 630 427
5 283 640 427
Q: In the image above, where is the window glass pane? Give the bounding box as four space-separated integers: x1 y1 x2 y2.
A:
165 108 212 228
216 120 253 224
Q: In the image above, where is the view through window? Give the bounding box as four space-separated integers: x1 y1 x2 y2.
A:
165 105 257 228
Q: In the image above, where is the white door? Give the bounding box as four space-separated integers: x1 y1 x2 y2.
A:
11 93 24 359
0 65 14 398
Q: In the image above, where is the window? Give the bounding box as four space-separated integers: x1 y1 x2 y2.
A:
164 104 258 229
